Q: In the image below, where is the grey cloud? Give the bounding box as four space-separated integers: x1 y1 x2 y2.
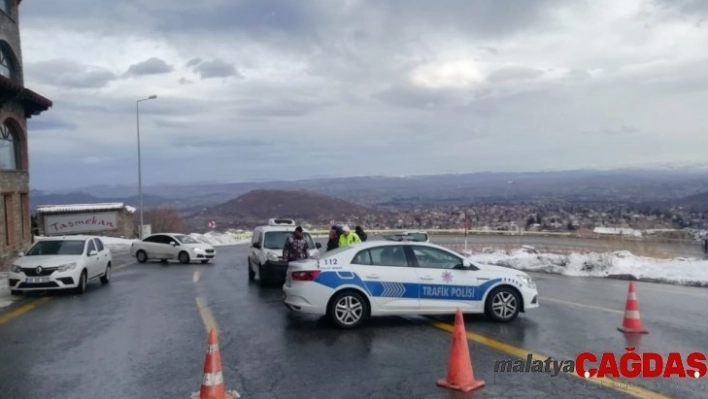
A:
192 60 239 79
27 118 78 131
23 0 571 45
373 85 464 109
479 46 499 56
24 59 118 89
365 0 575 40
487 66 544 82
581 125 642 136
169 136 271 149
20 0 708 189
186 58 202 67
652 0 708 15
232 98 333 118
566 69 592 80
58 95 226 118
601 126 642 136
125 57 174 76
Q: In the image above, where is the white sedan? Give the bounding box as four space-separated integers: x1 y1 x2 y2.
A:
283 240 539 329
8 235 112 295
130 233 216 264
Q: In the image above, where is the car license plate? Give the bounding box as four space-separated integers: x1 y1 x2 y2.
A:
26 277 50 283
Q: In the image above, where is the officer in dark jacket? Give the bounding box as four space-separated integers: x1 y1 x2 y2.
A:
355 226 368 242
326 225 340 251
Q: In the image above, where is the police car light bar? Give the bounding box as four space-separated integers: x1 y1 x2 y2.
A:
268 218 296 226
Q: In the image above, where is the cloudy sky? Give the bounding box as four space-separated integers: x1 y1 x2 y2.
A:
19 0 708 190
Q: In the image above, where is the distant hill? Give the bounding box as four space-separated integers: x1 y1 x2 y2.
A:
186 189 391 231
29 191 175 213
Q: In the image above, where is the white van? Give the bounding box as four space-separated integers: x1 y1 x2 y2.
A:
247 218 321 286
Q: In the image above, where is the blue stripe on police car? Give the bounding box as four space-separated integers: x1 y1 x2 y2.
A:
313 271 502 301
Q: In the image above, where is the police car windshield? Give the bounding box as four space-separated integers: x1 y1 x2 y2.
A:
264 231 315 250
26 240 86 256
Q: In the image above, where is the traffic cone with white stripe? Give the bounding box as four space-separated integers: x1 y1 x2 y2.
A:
617 282 648 334
191 328 240 399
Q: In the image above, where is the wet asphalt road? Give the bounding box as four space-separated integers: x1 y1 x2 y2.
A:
0 242 706 399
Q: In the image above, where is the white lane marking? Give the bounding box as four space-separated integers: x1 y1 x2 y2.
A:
193 271 200 283
541 296 625 314
195 297 218 333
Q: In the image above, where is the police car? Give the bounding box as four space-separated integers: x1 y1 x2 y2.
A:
283 240 539 329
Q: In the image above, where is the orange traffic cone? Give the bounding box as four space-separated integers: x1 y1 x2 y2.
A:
617 282 648 334
437 308 485 392
191 329 240 399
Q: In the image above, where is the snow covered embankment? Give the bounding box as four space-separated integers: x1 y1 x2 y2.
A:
463 246 708 287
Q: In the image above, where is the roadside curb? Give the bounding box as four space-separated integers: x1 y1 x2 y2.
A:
0 272 20 310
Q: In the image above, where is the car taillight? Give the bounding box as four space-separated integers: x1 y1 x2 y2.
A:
290 270 321 281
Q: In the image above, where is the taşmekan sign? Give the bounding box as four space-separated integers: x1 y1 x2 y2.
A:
44 212 118 234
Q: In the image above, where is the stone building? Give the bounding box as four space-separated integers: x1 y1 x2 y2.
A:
36 203 137 239
1 0 53 267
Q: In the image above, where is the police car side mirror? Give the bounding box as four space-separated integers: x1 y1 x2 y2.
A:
316 243 322 249
17 251 24 257
455 259 474 270
252 242 261 249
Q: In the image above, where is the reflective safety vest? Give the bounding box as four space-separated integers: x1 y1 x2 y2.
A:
338 232 361 247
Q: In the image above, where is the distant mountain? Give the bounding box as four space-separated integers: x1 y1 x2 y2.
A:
186 189 392 231
32 167 708 212
29 191 175 213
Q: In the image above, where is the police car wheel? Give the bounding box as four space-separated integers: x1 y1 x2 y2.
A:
485 287 520 322
328 290 368 329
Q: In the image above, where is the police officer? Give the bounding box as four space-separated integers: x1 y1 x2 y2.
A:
338 225 361 247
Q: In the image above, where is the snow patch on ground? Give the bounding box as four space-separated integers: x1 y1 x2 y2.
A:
464 247 708 287
0 273 18 308
188 232 250 247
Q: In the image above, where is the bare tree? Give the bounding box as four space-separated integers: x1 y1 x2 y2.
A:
141 207 184 233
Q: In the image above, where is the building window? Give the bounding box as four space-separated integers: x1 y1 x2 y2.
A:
0 121 19 170
0 46 14 79
0 1 8 15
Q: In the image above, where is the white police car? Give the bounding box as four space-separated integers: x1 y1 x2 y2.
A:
283 240 539 329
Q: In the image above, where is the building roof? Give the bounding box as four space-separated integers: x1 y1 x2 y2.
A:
37 203 137 214
0 75 53 118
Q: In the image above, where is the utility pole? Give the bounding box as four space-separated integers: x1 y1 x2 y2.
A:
136 95 157 239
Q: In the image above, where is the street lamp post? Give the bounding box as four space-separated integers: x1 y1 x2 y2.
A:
136 95 157 239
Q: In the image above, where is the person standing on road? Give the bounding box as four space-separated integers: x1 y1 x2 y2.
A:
338 225 361 247
355 226 368 242
283 226 310 262
326 225 339 251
